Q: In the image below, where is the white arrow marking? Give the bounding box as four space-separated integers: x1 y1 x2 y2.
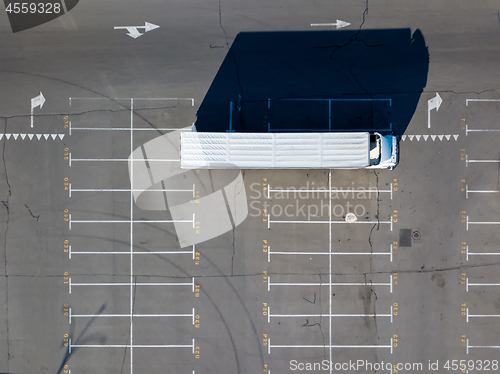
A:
431 135 436 141
423 135 429 141
59 134 65 140
311 20 350 29
427 92 442 128
31 92 46 128
453 134 459 141
401 135 406 141
445 135 451 141
28 134 34 140
124 27 142 39
438 135 444 141
144 22 160 32
36 134 42 140
415 135 421 141
114 22 160 39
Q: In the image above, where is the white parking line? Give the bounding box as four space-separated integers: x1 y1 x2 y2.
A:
465 307 500 322
70 249 195 256
68 152 179 166
267 275 392 292
267 215 393 230
70 127 190 132
328 170 332 372
267 183 392 199
70 281 195 287
68 277 196 294
466 338 500 354
268 337 393 354
466 216 500 230
465 124 500 135
69 340 195 354
70 158 179 162
69 215 195 230
465 245 500 261
69 245 197 259
69 97 195 106
69 308 196 324
466 159 500 164
68 97 198 374
68 121 192 135
466 99 500 106
465 155 500 167
267 305 393 323
465 184 498 199
267 244 393 262
69 183 196 198
465 277 500 292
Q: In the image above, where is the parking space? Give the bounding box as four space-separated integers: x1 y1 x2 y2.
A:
2 1 500 373
459 98 500 365
258 169 397 373
65 98 200 374
2 84 492 374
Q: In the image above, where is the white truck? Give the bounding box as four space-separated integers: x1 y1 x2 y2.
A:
180 131 398 170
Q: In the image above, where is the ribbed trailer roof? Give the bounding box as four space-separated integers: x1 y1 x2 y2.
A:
180 132 370 169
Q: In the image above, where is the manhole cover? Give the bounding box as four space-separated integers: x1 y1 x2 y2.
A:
345 213 357 223
412 231 421 240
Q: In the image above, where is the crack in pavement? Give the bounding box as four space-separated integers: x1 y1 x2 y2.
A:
370 288 380 340
315 0 385 60
316 272 327 359
0 104 182 123
25 204 40 221
497 0 500 23
4 253 499 281
360 0 369 29
1 118 11 372
361 277 380 341
348 56 369 94
217 0 229 48
209 0 230 48
301 318 327 359
214 0 244 126
119 276 137 374
8 256 497 280
303 292 316 304
0 70 166 135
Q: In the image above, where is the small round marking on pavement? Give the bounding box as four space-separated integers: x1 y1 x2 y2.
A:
345 213 357 223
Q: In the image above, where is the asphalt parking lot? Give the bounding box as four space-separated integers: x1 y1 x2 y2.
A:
1 1 500 374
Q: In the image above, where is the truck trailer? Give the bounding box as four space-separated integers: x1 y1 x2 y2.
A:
180 131 398 170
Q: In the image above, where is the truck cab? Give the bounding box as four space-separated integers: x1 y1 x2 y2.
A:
368 132 398 170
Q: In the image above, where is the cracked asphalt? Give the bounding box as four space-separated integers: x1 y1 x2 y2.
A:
0 0 500 373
